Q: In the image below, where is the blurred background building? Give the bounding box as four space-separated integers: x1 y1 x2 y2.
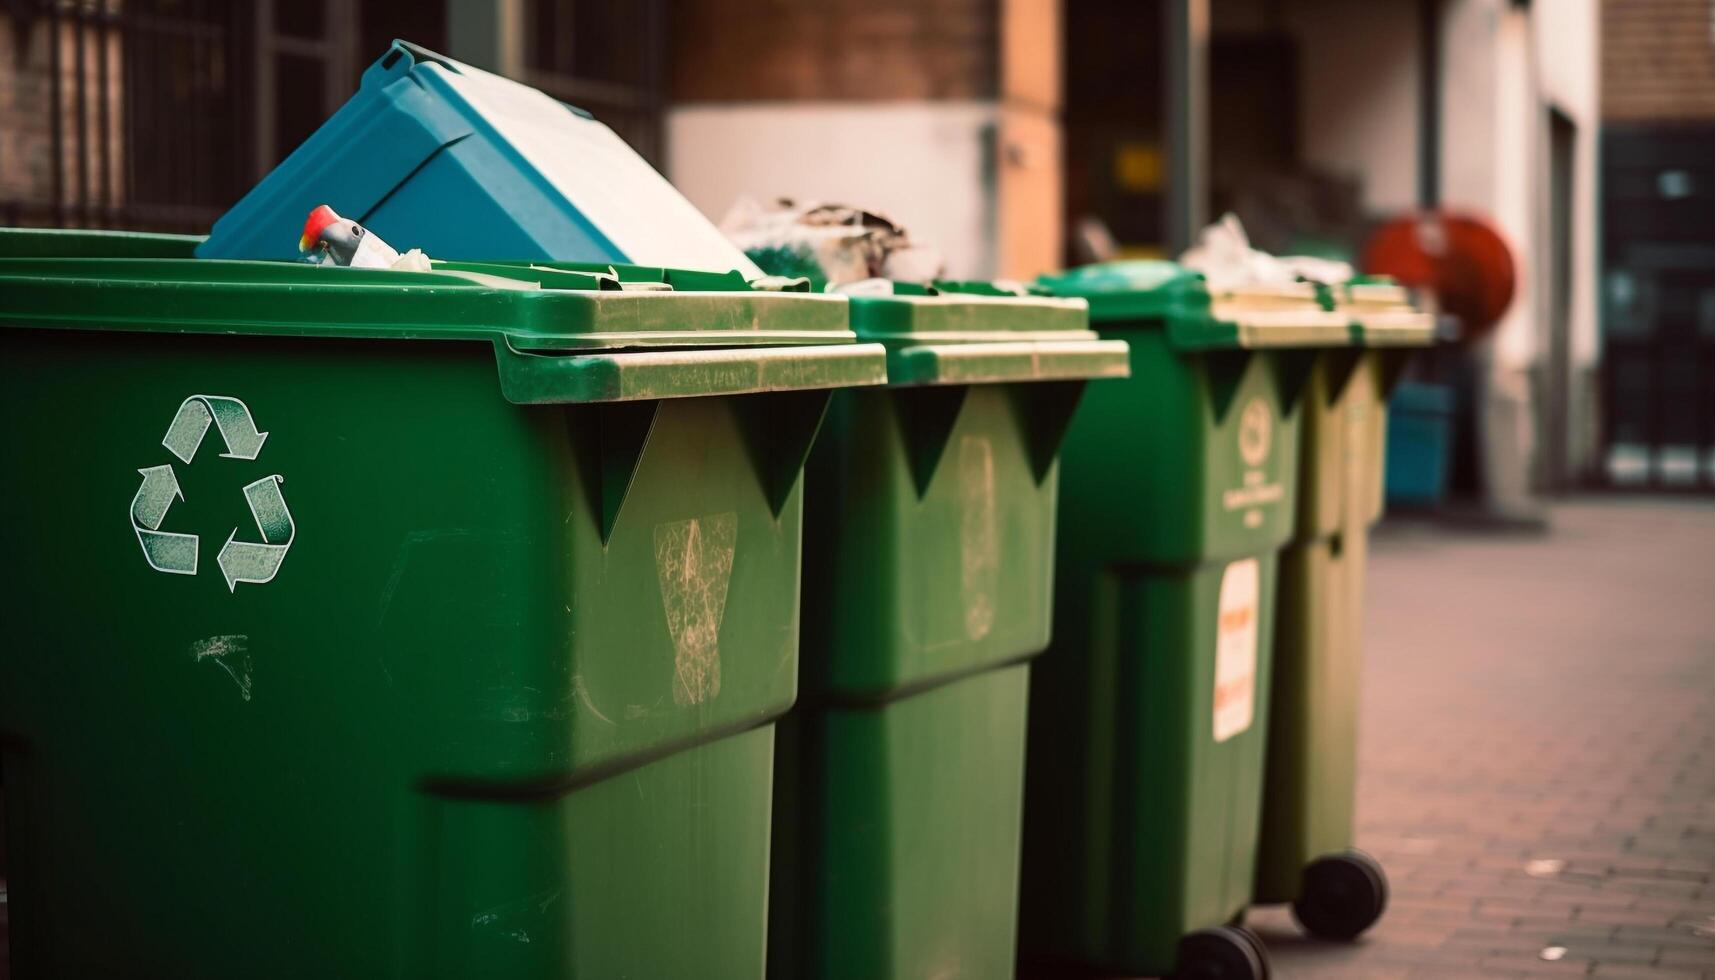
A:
0 0 1708 494
1600 0 1715 491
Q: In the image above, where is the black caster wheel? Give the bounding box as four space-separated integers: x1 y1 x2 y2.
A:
1174 924 1272 980
1230 924 1270 970
1292 848 1389 940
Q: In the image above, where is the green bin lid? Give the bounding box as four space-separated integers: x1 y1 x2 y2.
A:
0 231 855 351
833 279 1131 387
1333 279 1437 347
846 280 1088 339
0 229 889 404
0 228 202 259
1037 261 1356 351
1036 261 1200 321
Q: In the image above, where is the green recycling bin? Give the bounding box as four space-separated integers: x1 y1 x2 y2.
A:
766 281 1129 980
0 232 887 978
1018 264 1353 979
1254 282 1433 937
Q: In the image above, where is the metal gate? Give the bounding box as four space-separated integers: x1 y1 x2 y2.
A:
0 0 668 236
1600 124 1715 491
1 0 253 232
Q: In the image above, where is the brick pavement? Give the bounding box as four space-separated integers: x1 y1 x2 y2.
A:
1251 498 1715 979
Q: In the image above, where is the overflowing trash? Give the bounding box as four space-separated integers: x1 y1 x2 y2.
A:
720 197 943 287
1180 213 1354 291
299 205 431 271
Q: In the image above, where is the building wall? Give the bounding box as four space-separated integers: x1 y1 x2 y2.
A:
1 2 436 232
1214 0 1420 217
0 13 123 224
1598 1 1715 487
667 102 1002 277
1439 0 1500 215
1535 0 1602 478
668 0 998 102
1602 0 1715 122
664 0 1060 280
1439 0 1602 489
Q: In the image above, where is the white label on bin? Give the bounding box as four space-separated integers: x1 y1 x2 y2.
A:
654 511 738 706
1222 397 1285 527
1238 396 1273 467
1213 557 1259 743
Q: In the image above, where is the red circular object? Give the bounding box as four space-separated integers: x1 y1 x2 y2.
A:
1362 212 1517 339
299 204 342 254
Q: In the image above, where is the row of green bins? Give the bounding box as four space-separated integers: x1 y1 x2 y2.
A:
1254 281 1433 936
1018 263 1355 979
768 280 1130 979
0 230 887 978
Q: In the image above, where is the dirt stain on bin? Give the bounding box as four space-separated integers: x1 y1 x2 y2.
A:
960 436 998 641
189 634 252 702
654 512 737 705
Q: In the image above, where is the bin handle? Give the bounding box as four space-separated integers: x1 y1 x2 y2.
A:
886 340 1131 387
494 339 889 404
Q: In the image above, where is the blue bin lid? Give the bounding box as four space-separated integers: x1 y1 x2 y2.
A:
199 41 760 278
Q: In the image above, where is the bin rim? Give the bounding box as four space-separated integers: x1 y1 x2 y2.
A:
0 253 861 352
1165 311 1357 351
1036 260 1201 322
0 227 202 259
1348 312 1436 347
1329 278 1436 346
1038 261 1360 349
817 280 1135 385
845 290 1092 341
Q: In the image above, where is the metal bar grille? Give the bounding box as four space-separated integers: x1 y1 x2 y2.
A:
2 0 250 233
524 0 666 166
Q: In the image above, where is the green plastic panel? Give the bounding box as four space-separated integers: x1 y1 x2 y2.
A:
1047 325 1311 567
1040 261 1358 353
0 287 862 974
885 339 1131 387
1255 533 1368 903
1258 307 1427 904
1037 261 1206 322
800 382 1069 698
770 283 1121 979
1019 264 1361 975
770 664 1030 980
0 227 203 258
0 257 863 354
1294 340 1428 531
497 341 887 404
778 382 1068 978
1020 556 1281 975
846 290 1091 341
1165 311 1354 352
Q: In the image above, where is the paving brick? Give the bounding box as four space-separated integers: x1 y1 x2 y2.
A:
1659 947 1715 970
1590 966 1706 980
1613 926 1715 949
1270 501 1715 980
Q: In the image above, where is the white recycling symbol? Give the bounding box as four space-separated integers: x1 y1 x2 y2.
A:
129 395 295 591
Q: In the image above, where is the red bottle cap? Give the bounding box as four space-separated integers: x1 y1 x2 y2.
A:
299 204 342 253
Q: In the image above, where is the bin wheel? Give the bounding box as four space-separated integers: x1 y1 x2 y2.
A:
1174 925 1271 980
1231 924 1270 970
1292 849 1389 940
